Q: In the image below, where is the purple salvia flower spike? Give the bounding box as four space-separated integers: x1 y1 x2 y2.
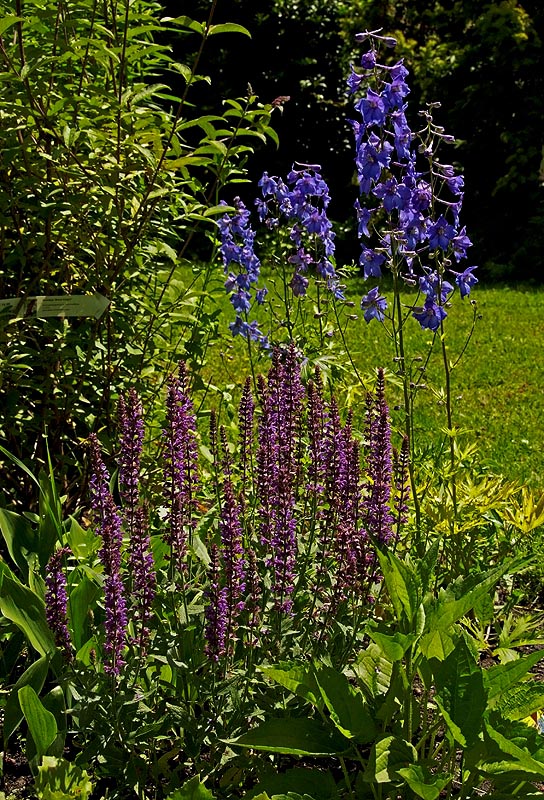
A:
128 505 156 656
162 362 199 577
204 544 227 661
238 377 255 502
88 434 127 676
363 369 395 545
45 546 73 661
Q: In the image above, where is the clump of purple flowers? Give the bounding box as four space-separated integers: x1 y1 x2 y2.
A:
349 30 478 330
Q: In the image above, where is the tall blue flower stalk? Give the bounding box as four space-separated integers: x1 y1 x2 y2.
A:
350 31 479 537
349 32 477 328
89 434 127 676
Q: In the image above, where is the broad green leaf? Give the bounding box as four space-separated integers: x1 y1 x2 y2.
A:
42 687 67 759
249 767 337 800
68 573 99 651
207 23 251 37
434 636 487 746
425 562 512 635
166 775 214 799
353 643 393 698
496 681 544 721
367 629 418 661
377 549 420 624
486 649 544 706
66 517 99 561
0 507 36 577
226 718 350 756
313 664 376 742
397 765 452 800
419 627 456 661
482 720 544 776
18 686 58 761
3 656 50 745
35 756 93 800
0 568 55 656
363 735 417 783
260 664 322 707
0 16 23 36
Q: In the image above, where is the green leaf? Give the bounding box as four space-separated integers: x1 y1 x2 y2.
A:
226 718 350 756
0 16 23 36
353 643 393 698
496 681 544 721
3 656 50 746
482 720 544 776
485 649 544 707
260 664 322 707
166 775 214 799
433 636 487 746
68 573 99 651
0 565 55 656
35 756 93 800
367 629 418 662
248 768 337 800
66 517 99 561
397 765 452 800
207 23 251 37
363 735 417 783
421 562 512 659
0 507 36 578
313 664 376 742
377 549 420 624
18 686 58 761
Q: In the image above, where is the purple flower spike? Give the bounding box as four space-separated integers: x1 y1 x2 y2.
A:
89 434 127 676
363 370 395 545
162 362 199 577
204 544 228 661
45 547 73 660
118 389 144 533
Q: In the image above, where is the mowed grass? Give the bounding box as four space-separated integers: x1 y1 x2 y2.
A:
183 267 544 489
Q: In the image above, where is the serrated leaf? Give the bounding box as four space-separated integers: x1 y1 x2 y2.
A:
486 649 544 707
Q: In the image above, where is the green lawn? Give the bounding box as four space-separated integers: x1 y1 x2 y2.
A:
185 269 544 490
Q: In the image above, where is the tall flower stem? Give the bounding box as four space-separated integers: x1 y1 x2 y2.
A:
392 269 422 540
440 325 459 567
